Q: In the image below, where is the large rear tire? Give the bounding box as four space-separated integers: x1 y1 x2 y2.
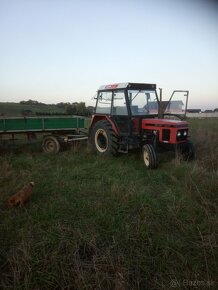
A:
142 144 157 169
90 120 119 156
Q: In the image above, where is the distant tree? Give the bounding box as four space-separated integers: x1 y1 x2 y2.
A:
65 104 77 115
214 108 218 112
76 102 86 115
20 99 47 105
56 102 70 109
20 99 38 105
65 102 89 116
87 106 94 116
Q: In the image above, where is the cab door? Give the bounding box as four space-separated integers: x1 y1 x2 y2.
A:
112 90 129 135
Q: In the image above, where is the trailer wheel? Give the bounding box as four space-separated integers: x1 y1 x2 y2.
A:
90 120 119 156
142 144 157 169
42 136 60 154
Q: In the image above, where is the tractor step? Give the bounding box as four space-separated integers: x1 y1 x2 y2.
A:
118 144 129 154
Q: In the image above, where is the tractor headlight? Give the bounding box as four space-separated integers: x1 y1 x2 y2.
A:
177 131 181 137
183 130 187 136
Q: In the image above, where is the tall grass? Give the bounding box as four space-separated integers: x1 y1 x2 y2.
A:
0 119 217 289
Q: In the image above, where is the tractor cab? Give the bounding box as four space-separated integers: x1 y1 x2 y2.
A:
90 83 194 168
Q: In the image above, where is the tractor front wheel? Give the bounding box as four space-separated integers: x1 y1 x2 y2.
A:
90 120 119 156
142 144 157 169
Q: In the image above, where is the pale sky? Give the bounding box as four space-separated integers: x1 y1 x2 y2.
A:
0 0 218 109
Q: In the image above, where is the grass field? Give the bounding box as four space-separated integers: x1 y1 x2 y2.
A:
0 102 65 116
0 119 217 289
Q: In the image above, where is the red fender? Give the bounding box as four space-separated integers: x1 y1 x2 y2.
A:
89 115 119 135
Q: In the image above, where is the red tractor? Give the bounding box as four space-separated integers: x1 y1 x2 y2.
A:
89 83 194 168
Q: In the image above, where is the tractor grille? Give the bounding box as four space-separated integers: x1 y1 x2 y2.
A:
176 129 188 141
162 129 170 141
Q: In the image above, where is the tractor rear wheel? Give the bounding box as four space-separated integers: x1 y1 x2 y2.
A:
142 144 157 169
90 120 119 156
42 136 60 154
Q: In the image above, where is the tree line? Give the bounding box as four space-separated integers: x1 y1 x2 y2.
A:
20 100 94 116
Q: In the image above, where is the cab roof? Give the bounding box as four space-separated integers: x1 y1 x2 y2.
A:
98 82 156 91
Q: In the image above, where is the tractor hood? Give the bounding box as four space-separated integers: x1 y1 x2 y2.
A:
142 118 188 129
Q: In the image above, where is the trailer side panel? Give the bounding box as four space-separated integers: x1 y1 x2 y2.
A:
0 116 86 133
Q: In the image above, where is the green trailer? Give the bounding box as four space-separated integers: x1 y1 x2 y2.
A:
0 116 89 153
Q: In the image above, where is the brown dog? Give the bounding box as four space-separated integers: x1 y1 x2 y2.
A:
6 182 35 207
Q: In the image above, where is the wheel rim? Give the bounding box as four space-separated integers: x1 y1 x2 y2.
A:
95 129 108 153
45 140 56 152
143 150 150 167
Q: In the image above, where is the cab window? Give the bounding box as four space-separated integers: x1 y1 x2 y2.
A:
112 91 128 115
95 91 112 114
